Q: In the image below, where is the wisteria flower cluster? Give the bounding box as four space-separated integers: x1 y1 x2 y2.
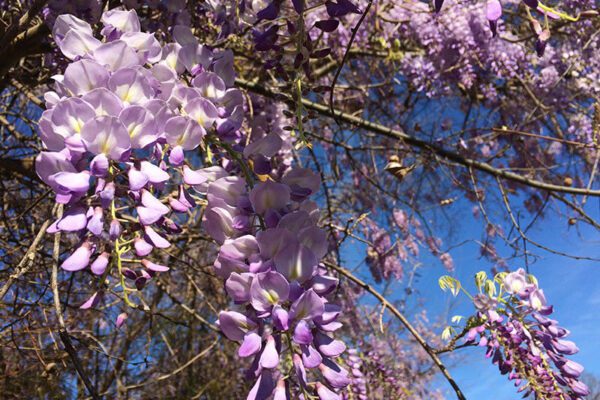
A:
212 173 351 399
34 8 241 307
442 269 590 399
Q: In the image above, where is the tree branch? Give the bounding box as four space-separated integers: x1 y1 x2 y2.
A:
236 78 600 197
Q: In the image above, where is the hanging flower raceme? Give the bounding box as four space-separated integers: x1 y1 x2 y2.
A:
441 269 589 399
35 9 242 310
210 170 350 399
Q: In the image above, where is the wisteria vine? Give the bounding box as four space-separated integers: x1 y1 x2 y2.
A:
20 0 594 399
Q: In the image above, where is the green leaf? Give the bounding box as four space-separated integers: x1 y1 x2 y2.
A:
439 275 461 296
451 315 464 324
484 279 497 297
441 326 455 341
475 271 487 291
494 272 508 286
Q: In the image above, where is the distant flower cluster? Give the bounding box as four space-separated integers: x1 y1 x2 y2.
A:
464 269 590 399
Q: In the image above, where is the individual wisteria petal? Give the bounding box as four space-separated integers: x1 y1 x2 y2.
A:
90 154 109 178
298 226 328 259
273 379 290 400
116 313 128 329
272 305 289 331
184 97 218 129
169 145 185 166
63 59 109 96
289 289 324 321
315 19 339 32
282 168 321 199
243 132 283 159
164 116 204 150
35 152 77 192
91 252 109 275
239 331 262 357
250 181 290 215
274 241 318 284
220 237 254 266
160 43 185 74
51 97 96 140
180 43 213 74
54 171 91 194
552 339 579 355
52 14 93 45
226 272 254 303
134 237 153 257
140 161 170 185
51 204 87 232
325 0 360 17
129 166 149 191
141 259 169 272
529 289 552 314
293 320 313 345
109 67 154 105
277 211 313 234
101 9 141 34
208 176 247 206
310 275 338 296
319 359 351 388
80 89 123 119
301 344 323 368
172 25 198 46
93 40 141 71
293 354 308 387
80 116 131 160
192 71 226 101
137 206 165 225
522 0 538 8
486 0 502 36
80 291 101 309
121 32 162 63
250 271 290 314
58 29 102 59
144 226 171 248
316 382 340 400
141 190 169 214
314 304 341 326
570 380 590 396
247 371 274 400
87 206 104 235
218 311 257 341
204 207 237 245
314 331 346 358
119 106 158 149
183 165 209 186
560 360 584 378
259 335 279 369
61 242 92 271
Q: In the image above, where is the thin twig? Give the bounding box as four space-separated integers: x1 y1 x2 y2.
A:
329 0 373 126
51 204 101 400
0 217 51 300
325 261 466 400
